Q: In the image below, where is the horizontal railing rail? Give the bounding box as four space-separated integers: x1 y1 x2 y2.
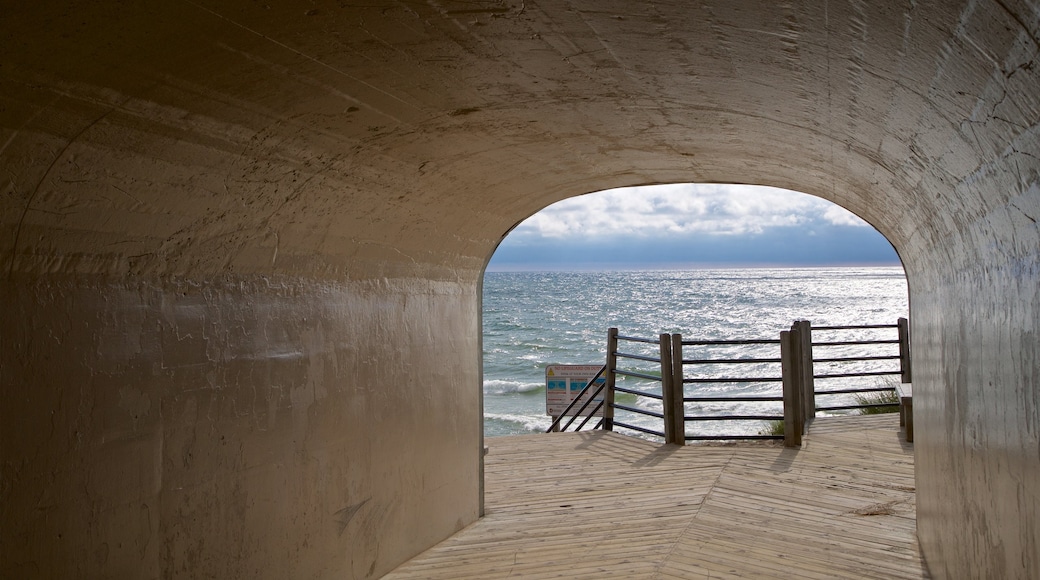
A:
812 324 898 330
613 385 662 399
614 370 664 381
613 404 664 419
616 353 662 364
611 421 666 438
814 385 899 395
616 334 662 344
684 395 785 402
814 340 899 346
814 370 901 380
813 355 900 363
682 357 782 364
683 376 784 384
681 339 781 346
684 414 785 421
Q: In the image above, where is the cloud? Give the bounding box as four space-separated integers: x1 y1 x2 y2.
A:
821 204 870 227
488 183 896 270
510 184 867 242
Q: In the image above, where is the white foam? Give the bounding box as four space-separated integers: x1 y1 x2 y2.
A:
484 412 551 434
484 379 543 394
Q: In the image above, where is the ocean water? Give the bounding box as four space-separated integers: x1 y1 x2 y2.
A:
482 267 909 439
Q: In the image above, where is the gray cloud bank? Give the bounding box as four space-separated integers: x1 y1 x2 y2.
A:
487 184 900 271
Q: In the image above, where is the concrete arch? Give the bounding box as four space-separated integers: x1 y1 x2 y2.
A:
1 1 1037 578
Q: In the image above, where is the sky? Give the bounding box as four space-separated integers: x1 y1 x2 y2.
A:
486 183 901 271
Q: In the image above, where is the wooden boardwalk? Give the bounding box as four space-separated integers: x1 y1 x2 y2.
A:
385 414 927 579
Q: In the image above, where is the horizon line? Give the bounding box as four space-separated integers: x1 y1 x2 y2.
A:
484 262 905 273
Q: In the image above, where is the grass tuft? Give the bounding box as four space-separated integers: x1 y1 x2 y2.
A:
759 419 785 436
854 390 900 414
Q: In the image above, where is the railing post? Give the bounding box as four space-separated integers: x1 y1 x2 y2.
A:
659 333 678 445
794 320 814 432
898 317 912 384
604 327 618 431
781 329 803 447
670 333 686 446
787 322 805 435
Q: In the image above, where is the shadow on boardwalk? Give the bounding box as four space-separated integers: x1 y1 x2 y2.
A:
386 414 926 579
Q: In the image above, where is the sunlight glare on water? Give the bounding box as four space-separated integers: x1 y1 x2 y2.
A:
482 267 909 439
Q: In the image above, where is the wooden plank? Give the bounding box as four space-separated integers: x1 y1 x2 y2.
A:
385 415 927 579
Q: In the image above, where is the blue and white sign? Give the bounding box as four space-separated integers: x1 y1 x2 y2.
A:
545 364 606 417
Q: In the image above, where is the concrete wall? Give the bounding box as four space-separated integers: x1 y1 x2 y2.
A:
1 1 1038 578
1 276 480 578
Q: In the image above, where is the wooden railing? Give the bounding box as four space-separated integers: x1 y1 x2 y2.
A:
810 319 909 414
609 333 669 439
547 317 911 448
676 335 786 442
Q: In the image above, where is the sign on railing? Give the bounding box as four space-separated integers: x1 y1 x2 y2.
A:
545 364 606 417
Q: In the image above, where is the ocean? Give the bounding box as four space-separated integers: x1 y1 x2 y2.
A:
482 267 909 439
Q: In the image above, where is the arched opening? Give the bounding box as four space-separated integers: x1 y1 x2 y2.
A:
483 183 909 438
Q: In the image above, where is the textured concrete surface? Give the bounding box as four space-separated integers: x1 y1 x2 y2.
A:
1 1 1037 578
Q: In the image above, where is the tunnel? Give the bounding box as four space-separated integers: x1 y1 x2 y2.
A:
1 1 1038 578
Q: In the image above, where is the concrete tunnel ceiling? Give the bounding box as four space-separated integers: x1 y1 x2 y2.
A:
2 1 1039 579
10 0 1031 278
